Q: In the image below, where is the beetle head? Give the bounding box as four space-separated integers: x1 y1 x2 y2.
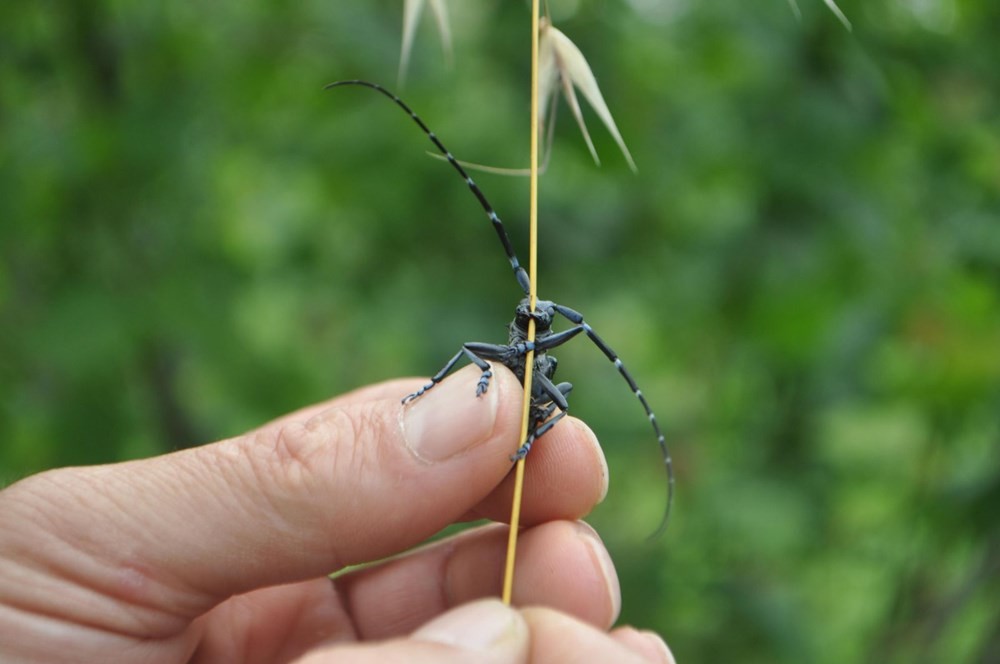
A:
515 298 554 333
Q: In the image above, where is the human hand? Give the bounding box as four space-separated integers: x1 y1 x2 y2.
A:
0 365 675 663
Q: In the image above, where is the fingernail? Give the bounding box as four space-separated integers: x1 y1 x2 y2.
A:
413 599 527 655
577 521 622 623
403 366 501 462
573 419 609 503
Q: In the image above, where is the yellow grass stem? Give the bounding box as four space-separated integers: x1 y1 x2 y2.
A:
502 0 541 606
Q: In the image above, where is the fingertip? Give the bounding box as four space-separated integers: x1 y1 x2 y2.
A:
401 363 524 464
612 626 677 664
296 600 529 664
568 417 608 503
522 415 607 512
520 606 651 664
469 413 608 526
573 521 621 626
411 599 528 657
402 365 503 463
504 521 620 629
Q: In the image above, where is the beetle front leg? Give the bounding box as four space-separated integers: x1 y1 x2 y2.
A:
402 345 494 403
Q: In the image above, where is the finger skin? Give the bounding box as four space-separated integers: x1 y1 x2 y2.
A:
256 379 609 529
612 626 678 664
247 378 430 441
521 606 654 664
189 578 350 664
294 600 656 664
0 365 609 663
295 640 506 664
189 519 619 662
240 374 609 530
465 416 608 525
336 520 620 640
1 366 519 620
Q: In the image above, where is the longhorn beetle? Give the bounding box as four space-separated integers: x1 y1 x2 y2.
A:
326 80 674 534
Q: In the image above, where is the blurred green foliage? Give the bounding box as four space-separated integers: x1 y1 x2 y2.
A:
2 1 999 661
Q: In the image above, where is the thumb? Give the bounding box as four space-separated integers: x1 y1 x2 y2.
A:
0 365 524 617
295 600 667 664
295 600 529 664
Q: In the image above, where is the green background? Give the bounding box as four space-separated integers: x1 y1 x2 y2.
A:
2 1 998 661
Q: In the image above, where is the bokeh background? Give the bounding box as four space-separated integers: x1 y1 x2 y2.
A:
2 1 998 661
